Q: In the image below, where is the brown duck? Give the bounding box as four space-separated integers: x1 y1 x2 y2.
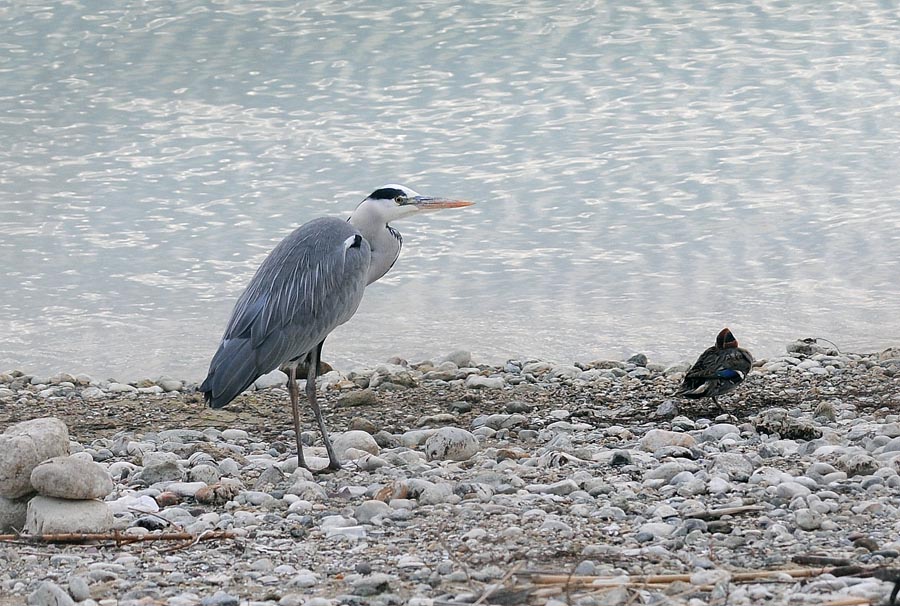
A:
679 328 753 409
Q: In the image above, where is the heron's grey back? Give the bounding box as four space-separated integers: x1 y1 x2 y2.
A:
202 217 370 407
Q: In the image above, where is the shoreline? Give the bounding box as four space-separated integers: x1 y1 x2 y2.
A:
2 336 896 396
5 334 897 389
1 339 900 605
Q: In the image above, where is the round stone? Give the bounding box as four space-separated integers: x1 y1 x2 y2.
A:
0 417 70 499
424 427 480 461
332 430 380 458
30 455 114 500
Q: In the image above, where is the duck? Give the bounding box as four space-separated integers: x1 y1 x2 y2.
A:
679 328 753 410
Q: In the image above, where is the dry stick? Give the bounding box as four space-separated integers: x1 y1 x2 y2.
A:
471 562 523 606
687 505 766 520
0 531 236 545
530 566 847 588
792 554 854 567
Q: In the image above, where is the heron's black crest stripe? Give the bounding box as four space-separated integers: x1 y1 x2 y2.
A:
350 234 363 249
369 187 406 200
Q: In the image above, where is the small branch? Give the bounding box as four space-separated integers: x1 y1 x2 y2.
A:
792 555 853 568
686 505 766 520
0 530 236 545
472 562 522 605
529 566 856 588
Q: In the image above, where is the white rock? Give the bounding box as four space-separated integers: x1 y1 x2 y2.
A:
0 417 70 499
0 494 30 532
521 362 553 376
106 494 159 515
28 581 76 606
254 369 288 390
710 452 755 482
690 569 732 586
332 431 380 458
418 482 458 506
157 378 184 392
748 467 794 486
549 365 583 380
25 496 113 534
794 508 822 530
66 575 91 602
166 482 208 498
707 477 732 494
465 375 505 389
443 350 472 367
139 452 184 484
638 522 675 538
526 479 580 495
400 429 436 448
424 427 480 461
354 454 388 471
287 480 328 501
221 429 250 442
700 423 741 442
30 456 114 500
188 464 221 485
107 382 137 393
776 481 812 500
80 387 105 399
639 429 697 452
835 452 879 477
354 500 393 524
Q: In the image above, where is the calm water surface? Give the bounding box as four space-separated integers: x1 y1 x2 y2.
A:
1 1 899 380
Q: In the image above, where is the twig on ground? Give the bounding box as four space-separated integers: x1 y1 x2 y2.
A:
792 555 853 567
0 530 236 546
686 505 765 520
528 565 870 588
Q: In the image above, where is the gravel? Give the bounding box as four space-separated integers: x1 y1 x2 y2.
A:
0 339 898 605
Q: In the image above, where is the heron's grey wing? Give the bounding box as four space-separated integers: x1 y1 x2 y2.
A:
201 218 371 408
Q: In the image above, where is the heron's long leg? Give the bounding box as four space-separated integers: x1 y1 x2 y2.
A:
307 341 341 470
287 365 307 469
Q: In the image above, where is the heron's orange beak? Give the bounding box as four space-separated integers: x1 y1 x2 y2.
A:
410 197 475 210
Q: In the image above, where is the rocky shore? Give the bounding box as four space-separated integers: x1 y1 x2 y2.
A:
1 339 900 606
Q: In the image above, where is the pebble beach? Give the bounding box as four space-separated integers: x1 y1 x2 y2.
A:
2 339 900 606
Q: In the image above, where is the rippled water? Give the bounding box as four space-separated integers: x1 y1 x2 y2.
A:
1 0 899 380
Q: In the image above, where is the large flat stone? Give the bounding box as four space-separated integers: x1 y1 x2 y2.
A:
0 418 70 499
25 496 113 535
30 455 114 500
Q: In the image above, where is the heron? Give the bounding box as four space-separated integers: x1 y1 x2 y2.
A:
200 184 474 471
679 328 754 410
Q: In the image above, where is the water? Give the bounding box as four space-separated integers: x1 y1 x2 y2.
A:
1 0 899 381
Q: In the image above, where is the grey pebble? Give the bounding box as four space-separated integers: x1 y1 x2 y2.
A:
200 592 240 606
28 581 76 606
67 576 91 602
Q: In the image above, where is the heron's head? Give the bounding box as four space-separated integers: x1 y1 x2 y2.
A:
351 184 474 226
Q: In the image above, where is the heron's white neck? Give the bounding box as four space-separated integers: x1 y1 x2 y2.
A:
348 210 403 285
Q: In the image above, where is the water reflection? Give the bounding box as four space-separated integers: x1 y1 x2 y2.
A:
0 0 898 379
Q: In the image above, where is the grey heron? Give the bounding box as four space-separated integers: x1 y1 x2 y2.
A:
200 185 473 471
679 328 753 410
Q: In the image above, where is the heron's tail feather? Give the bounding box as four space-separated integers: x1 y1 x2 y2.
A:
200 337 267 409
